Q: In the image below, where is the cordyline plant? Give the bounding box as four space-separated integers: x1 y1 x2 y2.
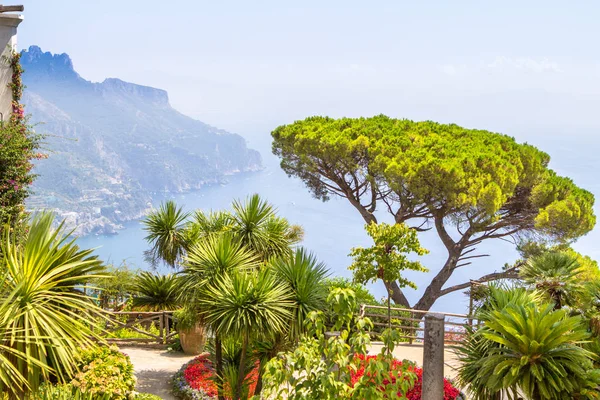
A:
0 213 106 398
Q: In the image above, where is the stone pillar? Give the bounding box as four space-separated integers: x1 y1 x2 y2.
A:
422 313 445 400
0 13 23 122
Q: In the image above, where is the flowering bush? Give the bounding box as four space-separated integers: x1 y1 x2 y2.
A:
0 51 45 237
70 345 136 399
172 353 258 399
350 354 461 400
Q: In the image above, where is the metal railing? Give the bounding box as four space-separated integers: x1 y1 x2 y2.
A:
101 311 176 344
359 304 479 344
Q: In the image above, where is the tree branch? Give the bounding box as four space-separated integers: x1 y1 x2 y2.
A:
437 267 520 297
457 253 490 262
433 211 455 250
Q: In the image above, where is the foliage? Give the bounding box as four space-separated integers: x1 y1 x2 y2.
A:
70 345 136 400
132 271 180 311
200 270 293 339
0 51 45 237
0 297 47 397
145 195 318 399
175 306 204 332
0 213 105 396
28 383 112 400
520 251 587 309
144 195 304 270
184 233 260 290
350 222 428 289
106 323 160 340
272 115 596 310
144 201 190 268
200 269 293 399
456 287 600 399
324 277 379 306
230 194 303 262
269 248 329 339
90 264 138 310
134 394 162 400
260 287 459 399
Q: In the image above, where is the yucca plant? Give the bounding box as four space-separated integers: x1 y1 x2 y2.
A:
187 210 233 242
132 272 180 311
269 248 329 340
200 269 293 400
183 233 260 400
0 297 47 396
0 213 106 397
230 194 303 262
143 201 189 268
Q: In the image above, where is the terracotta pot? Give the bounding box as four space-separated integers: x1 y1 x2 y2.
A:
179 323 206 355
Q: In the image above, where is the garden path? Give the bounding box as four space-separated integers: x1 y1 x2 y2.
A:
120 346 195 400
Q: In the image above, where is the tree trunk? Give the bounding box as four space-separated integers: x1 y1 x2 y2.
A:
413 251 460 311
385 280 410 308
236 331 249 400
215 334 225 400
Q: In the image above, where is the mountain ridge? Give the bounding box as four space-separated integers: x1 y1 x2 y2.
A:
22 45 262 235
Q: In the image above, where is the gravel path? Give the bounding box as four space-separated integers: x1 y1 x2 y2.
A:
120 346 195 400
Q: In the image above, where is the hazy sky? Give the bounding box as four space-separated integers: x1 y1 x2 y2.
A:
16 1 600 260
17 1 600 133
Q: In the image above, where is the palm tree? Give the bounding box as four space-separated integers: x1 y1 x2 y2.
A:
132 272 180 311
520 252 585 309
200 269 293 400
0 213 105 397
231 194 303 261
269 248 329 340
187 209 233 242
143 201 189 268
183 233 260 400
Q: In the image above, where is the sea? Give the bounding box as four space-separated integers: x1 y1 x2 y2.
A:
77 133 600 315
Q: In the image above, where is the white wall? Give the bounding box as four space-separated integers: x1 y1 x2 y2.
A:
0 13 22 121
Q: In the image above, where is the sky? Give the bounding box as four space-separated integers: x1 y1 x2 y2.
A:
15 0 600 261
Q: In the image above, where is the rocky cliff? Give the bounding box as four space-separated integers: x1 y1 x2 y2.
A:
22 46 261 235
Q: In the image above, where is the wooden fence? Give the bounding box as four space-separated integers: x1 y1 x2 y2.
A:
100 311 176 344
359 304 479 344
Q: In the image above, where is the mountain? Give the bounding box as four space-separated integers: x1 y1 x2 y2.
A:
21 46 262 235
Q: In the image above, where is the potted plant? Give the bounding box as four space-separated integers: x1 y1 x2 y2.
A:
174 306 206 355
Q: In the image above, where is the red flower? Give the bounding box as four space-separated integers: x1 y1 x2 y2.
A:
349 354 460 400
183 354 259 399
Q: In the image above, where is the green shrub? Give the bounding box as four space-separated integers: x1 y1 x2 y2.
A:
108 322 161 339
173 306 201 331
70 345 136 400
135 394 162 400
28 383 112 399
